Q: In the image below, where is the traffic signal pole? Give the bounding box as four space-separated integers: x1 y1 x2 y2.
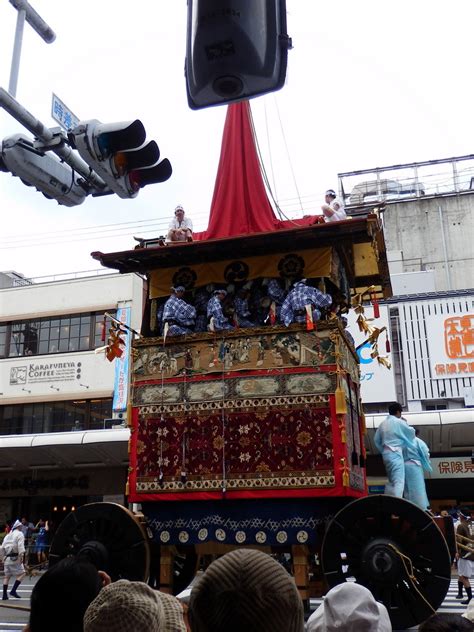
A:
0 87 106 190
8 0 56 98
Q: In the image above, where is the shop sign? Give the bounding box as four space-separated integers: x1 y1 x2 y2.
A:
428 457 474 479
426 312 474 379
0 475 89 494
10 360 81 385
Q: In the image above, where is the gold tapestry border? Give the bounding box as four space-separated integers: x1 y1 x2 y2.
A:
136 473 335 493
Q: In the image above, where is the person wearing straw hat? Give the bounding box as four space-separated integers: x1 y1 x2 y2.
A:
0 519 26 600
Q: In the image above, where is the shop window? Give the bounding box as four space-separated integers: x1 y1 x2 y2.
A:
2 311 114 358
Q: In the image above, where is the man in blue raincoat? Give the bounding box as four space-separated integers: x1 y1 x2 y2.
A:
374 402 416 498
403 428 432 510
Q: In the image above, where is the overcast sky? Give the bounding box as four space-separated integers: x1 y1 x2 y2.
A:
1 1 473 280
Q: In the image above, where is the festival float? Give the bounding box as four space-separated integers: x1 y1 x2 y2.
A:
48 102 454 630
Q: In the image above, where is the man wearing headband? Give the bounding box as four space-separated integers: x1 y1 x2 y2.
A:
321 189 347 222
162 286 196 336
167 205 193 242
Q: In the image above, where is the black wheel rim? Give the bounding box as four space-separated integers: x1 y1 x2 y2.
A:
49 502 149 582
321 495 451 630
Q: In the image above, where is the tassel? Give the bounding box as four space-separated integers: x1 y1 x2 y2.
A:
305 305 314 331
371 293 380 318
339 420 347 443
385 333 391 353
163 322 169 343
209 317 215 333
343 470 349 486
150 299 157 332
180 471 187 484
335 374 347 414
125 479 130 496
269 301 277 326
126 402 133 428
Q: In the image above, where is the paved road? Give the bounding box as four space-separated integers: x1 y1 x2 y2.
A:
0 576 469 631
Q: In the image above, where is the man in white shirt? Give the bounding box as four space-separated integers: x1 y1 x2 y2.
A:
321 189 347 222
167 205 193 242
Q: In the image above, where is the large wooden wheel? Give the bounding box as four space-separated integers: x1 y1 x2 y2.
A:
321 495 451 630
49 502 149 582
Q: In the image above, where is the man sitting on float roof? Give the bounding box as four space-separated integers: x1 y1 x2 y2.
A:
162 286 196 336
281 279 332 326
207 289 234 331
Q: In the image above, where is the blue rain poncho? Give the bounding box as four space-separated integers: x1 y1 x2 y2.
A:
403 436 432 510
374 415 416 498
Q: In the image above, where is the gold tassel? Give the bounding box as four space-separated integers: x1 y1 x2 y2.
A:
125 479 130 495
335 373 347 414
343 469 349 487
339 418 347 443
127 402 133 428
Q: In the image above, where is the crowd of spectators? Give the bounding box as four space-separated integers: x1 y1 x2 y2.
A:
15 546 474 631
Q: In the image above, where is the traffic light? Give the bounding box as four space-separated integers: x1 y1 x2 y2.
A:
71 119 172 199
106 322 127 362
0 134 88 206
185 0 292 109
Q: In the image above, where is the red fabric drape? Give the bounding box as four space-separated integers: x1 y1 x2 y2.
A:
196 101 280 240
195 101 321 240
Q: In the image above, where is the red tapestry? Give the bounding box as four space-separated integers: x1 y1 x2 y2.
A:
134 407 334 496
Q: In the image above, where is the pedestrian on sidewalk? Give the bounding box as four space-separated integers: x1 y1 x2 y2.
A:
0 519 26 600
456 510 473 605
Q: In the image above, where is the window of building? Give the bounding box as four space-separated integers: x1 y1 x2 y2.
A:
1 312 113 358
0 399 112 435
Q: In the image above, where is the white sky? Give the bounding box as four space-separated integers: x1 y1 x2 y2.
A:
1 1 473 279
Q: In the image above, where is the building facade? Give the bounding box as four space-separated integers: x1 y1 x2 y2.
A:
339 155 474 507
0 270 143 525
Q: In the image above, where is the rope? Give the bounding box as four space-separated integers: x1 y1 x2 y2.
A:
387 543 436 615
273 95 304 213
0 602 30 611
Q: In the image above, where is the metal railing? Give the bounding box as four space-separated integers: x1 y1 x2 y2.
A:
338 154 474 209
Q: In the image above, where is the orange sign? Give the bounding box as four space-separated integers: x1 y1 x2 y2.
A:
444 315 474 359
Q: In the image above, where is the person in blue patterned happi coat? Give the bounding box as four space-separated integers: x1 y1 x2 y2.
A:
207 289 233 331
162 286 196 336
280 279 332 326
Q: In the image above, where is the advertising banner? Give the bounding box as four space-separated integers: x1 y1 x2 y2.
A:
425 312 474 379
347 305 397 404
112 306 131 412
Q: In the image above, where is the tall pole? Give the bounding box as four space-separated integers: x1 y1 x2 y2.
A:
8 7 26 97
7 0 56 98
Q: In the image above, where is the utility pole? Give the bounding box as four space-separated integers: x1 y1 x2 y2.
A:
8 0 56 98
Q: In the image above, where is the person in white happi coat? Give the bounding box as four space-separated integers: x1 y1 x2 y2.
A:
0 519 26 600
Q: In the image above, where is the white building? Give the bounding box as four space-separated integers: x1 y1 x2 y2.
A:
339 155 474 508
0 270 143 525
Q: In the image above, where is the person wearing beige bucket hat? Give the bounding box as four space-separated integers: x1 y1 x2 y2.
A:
83 579 187 632
188 548 304 632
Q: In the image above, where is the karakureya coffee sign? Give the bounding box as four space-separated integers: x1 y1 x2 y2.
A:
10 360 82 385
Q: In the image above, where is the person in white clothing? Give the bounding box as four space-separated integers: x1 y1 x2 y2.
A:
0 519 26 600
321 189 347 222
167 205 193 242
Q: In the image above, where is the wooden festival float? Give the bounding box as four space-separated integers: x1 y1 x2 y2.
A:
48 103 453 630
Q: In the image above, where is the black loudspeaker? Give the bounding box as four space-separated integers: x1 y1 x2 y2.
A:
185 0 292 109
